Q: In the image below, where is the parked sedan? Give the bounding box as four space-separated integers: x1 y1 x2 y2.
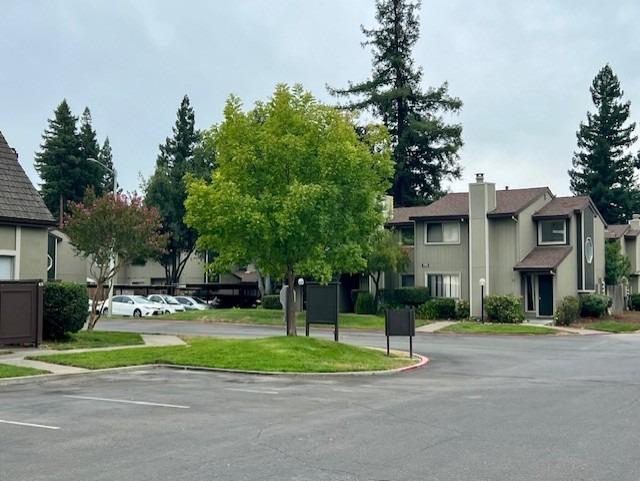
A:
174 295 214 311
102 295 161 317
147 294 187 314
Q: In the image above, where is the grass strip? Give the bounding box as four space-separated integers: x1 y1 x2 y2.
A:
442 321 557 335
586 321 640 333
0 363 47 379
31 336 412 373
42 331 144 350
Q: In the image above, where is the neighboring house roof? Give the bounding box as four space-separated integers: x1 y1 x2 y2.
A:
0 131 56 226
387 206 434 226
397 187 550 221
513 245 572 272
606 224 630 239
532 196 606 225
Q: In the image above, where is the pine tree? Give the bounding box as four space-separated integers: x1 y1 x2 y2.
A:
78 107 105 196
98 137 115 193
146 95 212 288
329 0 463 206
34 100 82 223
569 65 639 224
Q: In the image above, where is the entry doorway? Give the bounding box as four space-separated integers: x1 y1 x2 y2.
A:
523 273 554 318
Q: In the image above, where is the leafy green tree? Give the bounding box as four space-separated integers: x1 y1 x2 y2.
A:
35 100 82 223
605 240 631 285
569 65 639 224
146 95 212 289
329 0 463 206
366 229 409 307
65 189 166 330
185 84 393 335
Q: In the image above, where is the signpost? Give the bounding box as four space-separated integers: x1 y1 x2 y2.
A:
305 283 339 342
384 308 415 358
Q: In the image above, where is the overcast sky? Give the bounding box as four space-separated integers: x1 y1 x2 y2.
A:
2 0 639 196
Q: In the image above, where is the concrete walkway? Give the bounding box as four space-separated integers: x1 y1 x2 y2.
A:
0 334 185 376
544 325 604 335
416 321 456 333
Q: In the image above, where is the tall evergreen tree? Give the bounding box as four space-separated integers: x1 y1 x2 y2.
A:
146 95 212 288
569 65 639 224
329 0 463 206
78 107 105 196
35 100 82 223
98 137 115 193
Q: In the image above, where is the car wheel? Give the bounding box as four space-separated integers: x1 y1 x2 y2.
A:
164 310 171 315
133 309 142 318
101 308 108 315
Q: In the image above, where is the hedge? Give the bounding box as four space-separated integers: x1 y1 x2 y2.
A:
381 287 430 308
43 282 88 340
629 293 640 311
354 292 377 314
261 295 281 310
554 296 580 326
579 293 610 318
416 298 456 320
484 294 525 323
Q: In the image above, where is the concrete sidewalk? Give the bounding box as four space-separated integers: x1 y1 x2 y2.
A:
0 334 185 375
416 321 456 333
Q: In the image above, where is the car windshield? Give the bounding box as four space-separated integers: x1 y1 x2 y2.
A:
193 297 208 304
176 297 190 304
134 296 150 303
163 296 180 305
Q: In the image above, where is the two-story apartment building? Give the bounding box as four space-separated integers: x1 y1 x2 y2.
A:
605 216 640 293
387 174 606 318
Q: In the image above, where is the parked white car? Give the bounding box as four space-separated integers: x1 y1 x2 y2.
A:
102 295 161 317
147 294 187 314
174 295 213 311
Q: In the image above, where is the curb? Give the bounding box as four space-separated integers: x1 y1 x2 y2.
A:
0 353 429 386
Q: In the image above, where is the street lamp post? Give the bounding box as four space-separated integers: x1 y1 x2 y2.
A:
88 158 117 318
479 278 486 323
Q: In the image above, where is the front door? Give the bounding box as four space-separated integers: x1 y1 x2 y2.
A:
538 275 554 317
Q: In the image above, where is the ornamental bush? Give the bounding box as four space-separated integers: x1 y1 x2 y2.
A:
579 293 610 318
43 282 89 340
484 294 525 323
261 295 281 310
629 293 640 311
355 292 377 315
554 296 581 326
455 299 470 320
416 298 456 320
381 287 430 308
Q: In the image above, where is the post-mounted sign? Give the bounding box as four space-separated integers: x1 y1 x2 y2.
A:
305 283 339 342
384 308 415 358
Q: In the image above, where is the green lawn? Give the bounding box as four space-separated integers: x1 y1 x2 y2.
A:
157 308 428 330
31 336 413 373
441 322 557 335
585 321 640 333
42 331 144 350
0 363 47 379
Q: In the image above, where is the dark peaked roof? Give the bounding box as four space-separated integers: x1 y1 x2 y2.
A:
532 196 592 219
606 224 630 239
0 131 55 226
393 187 549 222
513 246 572 271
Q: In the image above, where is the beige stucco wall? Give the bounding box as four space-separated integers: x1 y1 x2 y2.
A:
516 193 552 261
414 219 470 300
0 225 16 250
488 218 519 296
117 254 207 285
593 215 606 291
555 216 578 303
54 232 89 284
19 226 48 280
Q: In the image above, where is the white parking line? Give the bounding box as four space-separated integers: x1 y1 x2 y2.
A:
64 395 190 409
0 419 60 430
226 388 279 395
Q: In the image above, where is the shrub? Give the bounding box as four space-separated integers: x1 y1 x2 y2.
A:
629 293 640 311
381 287 430 308
554 296 580 326
355 292 377 315
484 294 525 323
579 293 610 318
417 298 456 320
43 282 89 340
351 289 367 307
455 299 470 320
261 295 281 310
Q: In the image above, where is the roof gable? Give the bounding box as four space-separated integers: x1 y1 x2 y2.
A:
0 131 56 226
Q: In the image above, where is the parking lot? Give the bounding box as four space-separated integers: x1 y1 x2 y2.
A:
2 327 640 481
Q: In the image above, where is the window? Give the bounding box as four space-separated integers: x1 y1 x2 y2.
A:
0 256 14 280
584 237 594 264
539 219 566 245
426 222 460 244
401 274 415 287
399 226 414 246
426 273 460 298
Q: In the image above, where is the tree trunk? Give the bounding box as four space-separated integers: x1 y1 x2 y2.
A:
265 275 273 295
371 272 381 308
285 269 297 336
88 282 105 331
58 193 64 229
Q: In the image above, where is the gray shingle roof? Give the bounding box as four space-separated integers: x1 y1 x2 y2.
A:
0 131 56 226
513 246 572 271
606 224 630 239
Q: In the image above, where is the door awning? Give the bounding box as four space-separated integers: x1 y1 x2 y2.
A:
514 246 572 272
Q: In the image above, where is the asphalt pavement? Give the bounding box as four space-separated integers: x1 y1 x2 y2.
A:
1 320 639 480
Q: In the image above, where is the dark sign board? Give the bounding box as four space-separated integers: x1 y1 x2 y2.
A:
385 308 415 357
305 283 339 341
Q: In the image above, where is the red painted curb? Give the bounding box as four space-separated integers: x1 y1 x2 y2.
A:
399 354 429 372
